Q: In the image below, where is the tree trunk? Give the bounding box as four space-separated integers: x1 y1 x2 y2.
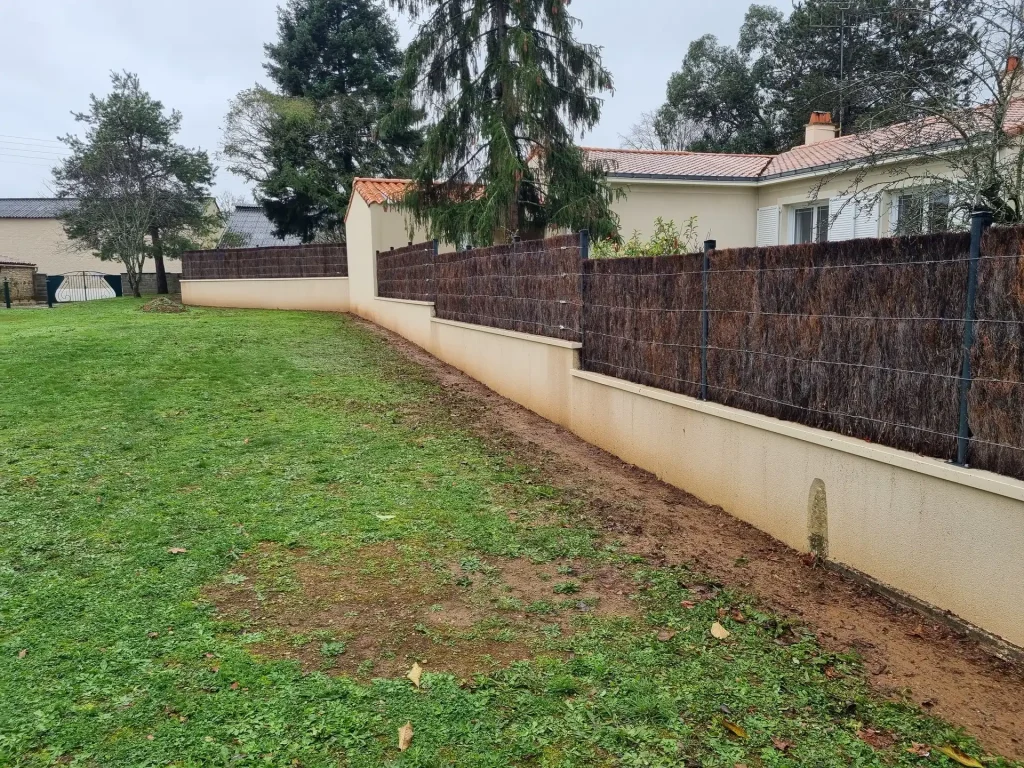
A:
151 226 169 294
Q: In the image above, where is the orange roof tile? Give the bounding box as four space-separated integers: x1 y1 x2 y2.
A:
582 147 772 180
352 178 411 206
585 100 1024 183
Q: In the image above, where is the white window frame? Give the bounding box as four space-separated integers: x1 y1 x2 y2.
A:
789 201 830 244
889 188 951 235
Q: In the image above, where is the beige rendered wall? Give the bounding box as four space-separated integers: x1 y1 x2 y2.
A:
0 218 184 274
181 277 350 313
610 181 759 248
569 369 1024 649
757 159 956 243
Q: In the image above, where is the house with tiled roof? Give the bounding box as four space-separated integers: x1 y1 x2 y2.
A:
587 96 1024 248
344 81 1024 253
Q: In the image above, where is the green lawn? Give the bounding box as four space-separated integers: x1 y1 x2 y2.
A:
0 299 1014 768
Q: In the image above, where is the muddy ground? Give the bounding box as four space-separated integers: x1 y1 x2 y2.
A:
355 318 1024 760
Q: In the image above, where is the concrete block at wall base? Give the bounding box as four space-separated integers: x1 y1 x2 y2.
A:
181 277 350 313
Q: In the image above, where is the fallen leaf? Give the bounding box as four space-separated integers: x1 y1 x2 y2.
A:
398 721 413 751
731 609 747 623
681 600 696 609
17 649 27 659
657 630 677 642
243 438 250 444
230 681 239 690
711 622 731 640
722 719 747 739
146 734 154 741
147 632 159 639
167 547 187 555
857 728 896 750
907 743 931 757
936 746 984 767
407 662 423 688
824 665 841 680
771 737 793 752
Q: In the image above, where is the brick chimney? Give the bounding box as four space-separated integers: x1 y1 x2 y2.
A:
1004 55 1023 98
805 111 837 145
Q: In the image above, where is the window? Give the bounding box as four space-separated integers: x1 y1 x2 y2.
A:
894 189 950 235
794 203 830 244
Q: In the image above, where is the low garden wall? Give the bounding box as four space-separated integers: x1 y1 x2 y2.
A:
177 225 1024 653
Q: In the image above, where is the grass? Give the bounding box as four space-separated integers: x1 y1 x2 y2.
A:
0 299 1016 768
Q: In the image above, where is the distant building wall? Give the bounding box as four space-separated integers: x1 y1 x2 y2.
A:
0 218 183 275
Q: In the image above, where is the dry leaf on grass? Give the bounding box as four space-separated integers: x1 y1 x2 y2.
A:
824 665 841 679
936 746 984 767
907 743 931 757
398 721 414 752
17 649 27 659
167 548 188 555
771 737 793 752
711 622 731 640
657 630 677 642
407 662 423 688
722 719 748 739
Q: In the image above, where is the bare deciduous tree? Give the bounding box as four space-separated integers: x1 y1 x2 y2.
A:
620 111 701 152
818 0 1024 228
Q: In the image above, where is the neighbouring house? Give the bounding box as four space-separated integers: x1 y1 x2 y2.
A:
586 97 1024 248
218 204 302 248
0 198 223 283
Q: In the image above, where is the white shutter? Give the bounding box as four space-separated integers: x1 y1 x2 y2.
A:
756 206 780 246
828 196 856 241
853 196 880 239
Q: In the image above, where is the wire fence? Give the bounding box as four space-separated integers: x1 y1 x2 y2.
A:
377 226 1024 480
181 244 348 280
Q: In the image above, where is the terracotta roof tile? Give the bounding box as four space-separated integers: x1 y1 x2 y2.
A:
582 148 772 179
587 100 1024 182
352 178 411 206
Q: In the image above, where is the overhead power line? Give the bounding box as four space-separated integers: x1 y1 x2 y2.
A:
0 133 67 146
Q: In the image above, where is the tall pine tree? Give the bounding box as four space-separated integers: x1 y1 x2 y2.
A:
385 0 620 245
223 0 420 242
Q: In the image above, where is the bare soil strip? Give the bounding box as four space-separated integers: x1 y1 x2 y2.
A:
357 317 1024 760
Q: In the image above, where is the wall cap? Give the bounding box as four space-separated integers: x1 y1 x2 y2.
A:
375 296 436 307
571 369 1024 504
181 277 349 283
432 316 583 349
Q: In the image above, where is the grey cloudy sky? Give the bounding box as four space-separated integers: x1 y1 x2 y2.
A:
0 0 787 200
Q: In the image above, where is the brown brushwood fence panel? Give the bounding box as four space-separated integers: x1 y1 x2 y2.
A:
434 234 583 342
181 244 348 280
582 228 1024 480
970 226 1024 478
582 253 704 398
377 241 436 301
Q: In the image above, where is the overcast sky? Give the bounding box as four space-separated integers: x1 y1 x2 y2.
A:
0 0 788 201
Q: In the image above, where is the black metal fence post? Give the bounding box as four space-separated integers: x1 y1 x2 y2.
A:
956 210 993 467
579 230 590 354
431 239 439 303
701 239 716 401
3 279 10 309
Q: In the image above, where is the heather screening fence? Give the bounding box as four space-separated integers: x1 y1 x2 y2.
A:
182 244 348 280
375 225 1024 480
